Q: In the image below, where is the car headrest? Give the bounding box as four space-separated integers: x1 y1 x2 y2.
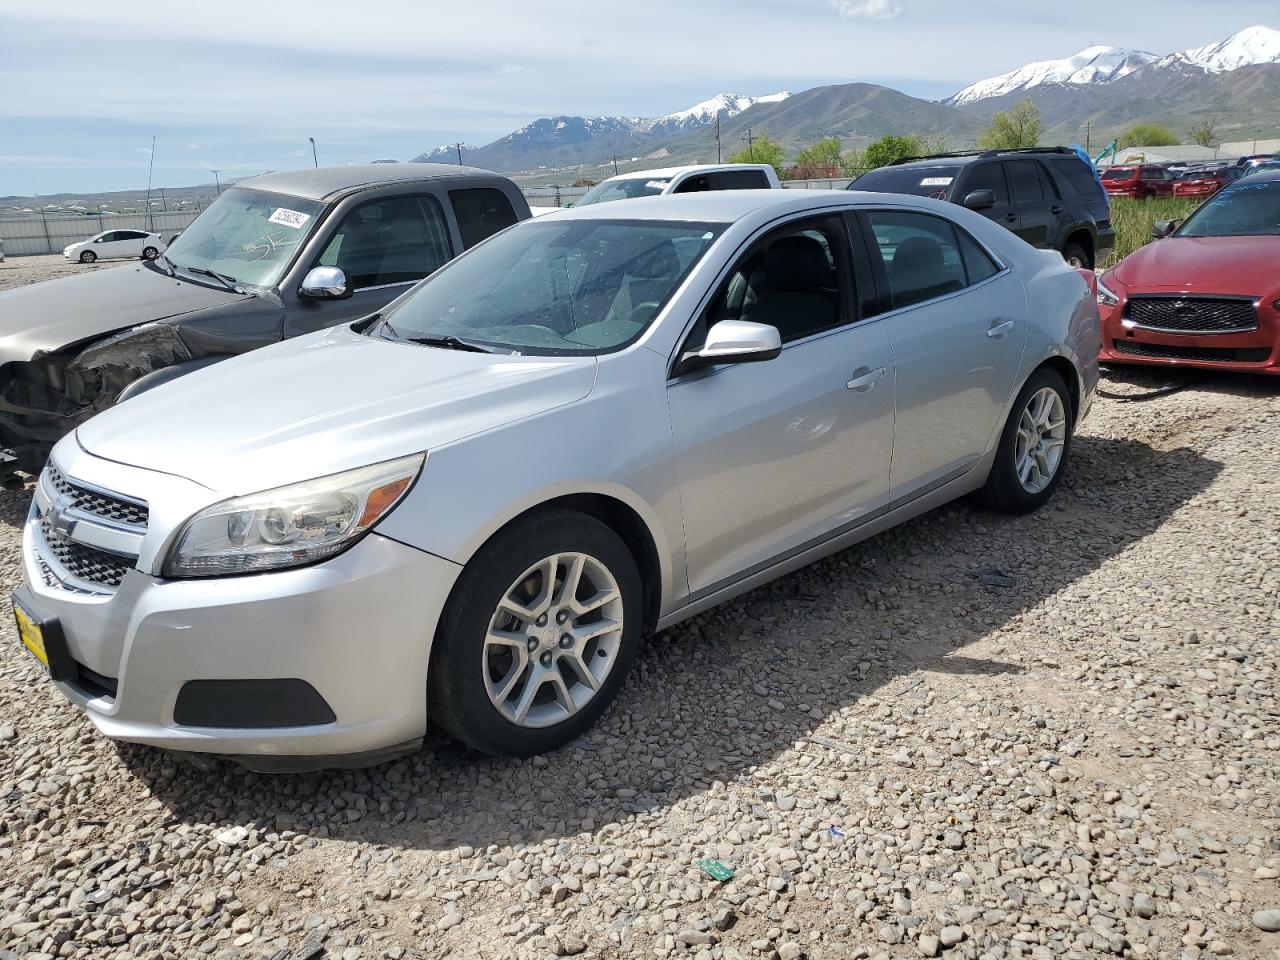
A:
627 239 680 280
892 236 944 277
385 216 427 245
765 235 830 292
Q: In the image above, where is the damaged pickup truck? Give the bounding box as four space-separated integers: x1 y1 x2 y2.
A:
0 163 530 484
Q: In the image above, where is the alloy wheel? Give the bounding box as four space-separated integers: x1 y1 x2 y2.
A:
483 552 623 728
1014 386 1066 494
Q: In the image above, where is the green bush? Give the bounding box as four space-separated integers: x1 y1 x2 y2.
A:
1119 123 1179 148
1102 197 1202 268
728 130 786 178
977 100 1042 150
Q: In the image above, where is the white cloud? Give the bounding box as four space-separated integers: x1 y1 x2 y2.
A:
830 0 903 20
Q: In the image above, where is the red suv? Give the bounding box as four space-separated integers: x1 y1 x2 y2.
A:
1172 165 1243 199
1100 165 1174 199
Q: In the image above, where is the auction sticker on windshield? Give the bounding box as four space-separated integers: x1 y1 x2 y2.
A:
268 208 312 229
920 177 953 186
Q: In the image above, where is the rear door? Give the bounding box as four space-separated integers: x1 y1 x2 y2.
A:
857 208 1026 499
115 230 147 257
709 169 771 190
958 162 1018 236
1006 159 1052 247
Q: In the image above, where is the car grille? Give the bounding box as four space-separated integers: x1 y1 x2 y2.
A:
38 515 134 589
46 464 149 527
1113 339 1272 364
1124 296 1257 334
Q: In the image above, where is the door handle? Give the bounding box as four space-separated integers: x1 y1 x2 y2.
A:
1004 212 1017 222
987 319 1015 339
1050 204 1063 214
846 366 886 391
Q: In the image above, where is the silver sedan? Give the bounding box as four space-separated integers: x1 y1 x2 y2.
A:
15 190 1099 768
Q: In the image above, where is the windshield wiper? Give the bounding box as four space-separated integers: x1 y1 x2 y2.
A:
183 265 244 294
403 334 498 354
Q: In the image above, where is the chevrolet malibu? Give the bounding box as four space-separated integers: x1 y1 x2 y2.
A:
13 190 1099 769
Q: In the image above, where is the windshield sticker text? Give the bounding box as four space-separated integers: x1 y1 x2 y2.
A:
268 208 311 229
920 177 954 186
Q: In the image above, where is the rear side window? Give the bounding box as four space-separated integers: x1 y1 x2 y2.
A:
960 163 1009 205
864 210 968 310
1008 161 1044 203
317 195 452 288
1049 158 1103 198
449 188 519 249
957 230 999 284
673 175 712 194
711 169 770 190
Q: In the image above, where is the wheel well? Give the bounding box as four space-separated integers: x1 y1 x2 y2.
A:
1063 229 1093 266
488 494 662 636
1036 356 1079 422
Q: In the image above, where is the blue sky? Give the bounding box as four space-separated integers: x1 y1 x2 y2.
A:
1 0 1275 196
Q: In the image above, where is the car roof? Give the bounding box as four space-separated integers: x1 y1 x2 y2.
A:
536 188 942 224
1235 169 1280 186
238 163 496 201
885 156 976 169
601 164 772 182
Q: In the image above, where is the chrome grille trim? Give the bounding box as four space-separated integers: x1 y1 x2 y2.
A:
46 464 149 527
1123 295 1258 336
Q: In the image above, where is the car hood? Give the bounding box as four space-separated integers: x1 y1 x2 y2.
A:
0 263 249 363
76 326 598 495
1112 236 1280 292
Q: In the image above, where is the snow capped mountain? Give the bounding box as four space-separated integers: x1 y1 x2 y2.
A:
415 143 469 162
651 91 791 131
947 46 1155 105
1156 25 1280 73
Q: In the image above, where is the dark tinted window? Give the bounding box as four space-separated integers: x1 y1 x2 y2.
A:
961 163 1009 205
865 210 967 310
1035 163 1059 198
96 232 120 242
702 216 849 344
711 169 770 190
673 175 712 194
957 230 999 284
450 188 519 250
851 165 964 200
1008 161 1044 202
1049 157 1103 198
1101 166 1138 181
317 195 452 288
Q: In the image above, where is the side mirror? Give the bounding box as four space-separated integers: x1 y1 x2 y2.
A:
300 265 351 300
962 189 995 211
1151 219 1181 240
675 320 782 375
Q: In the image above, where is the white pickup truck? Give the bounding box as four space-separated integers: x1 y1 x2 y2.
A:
572 163 780 207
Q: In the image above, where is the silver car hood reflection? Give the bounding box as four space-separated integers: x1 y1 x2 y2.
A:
75 326 597 495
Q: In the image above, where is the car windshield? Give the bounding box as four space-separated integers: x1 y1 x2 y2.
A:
575 177 673 206
1100 167 1137 180
1176 181 1280 237
375 219 722 355
162 187 326 288
851 166 963 200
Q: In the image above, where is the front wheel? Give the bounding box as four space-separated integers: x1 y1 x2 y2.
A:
429 510 643 757
142 246 159 260
980 367 1072 514
1061 242 1090 270
79 250 97 263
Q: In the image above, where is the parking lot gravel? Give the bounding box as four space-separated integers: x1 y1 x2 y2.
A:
0 257 1276 960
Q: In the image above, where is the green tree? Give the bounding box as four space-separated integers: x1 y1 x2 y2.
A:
1120 123 1179 148
728 130 786 178
977 99 1043 150
794 137 843 169
841 146 865 177
862 134 928 169
1189 117 1217 148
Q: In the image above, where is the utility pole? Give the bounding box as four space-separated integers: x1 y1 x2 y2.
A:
741 128 755 162
1085 121 1092 156
144 135 156 232
309 137 318 167
158 187 167 212
456 142 464 166
715 115 721 163
612 155 619 175
211 170 222 195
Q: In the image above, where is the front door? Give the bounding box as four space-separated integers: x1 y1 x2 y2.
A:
283 193 455 338
859 208 1026 499
666 214 895 595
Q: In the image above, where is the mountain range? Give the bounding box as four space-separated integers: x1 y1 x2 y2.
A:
417 26 1280 181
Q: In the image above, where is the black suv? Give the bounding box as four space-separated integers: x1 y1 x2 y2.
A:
850 147 1114 269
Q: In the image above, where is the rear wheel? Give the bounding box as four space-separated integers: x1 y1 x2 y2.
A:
142 246 159 260
79 250 96 264
429 510 643 757
980 367 1072 514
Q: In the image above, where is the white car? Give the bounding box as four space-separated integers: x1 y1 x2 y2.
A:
63 230 166 264
574 163 780 206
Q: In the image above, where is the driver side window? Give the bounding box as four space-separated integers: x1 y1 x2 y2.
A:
316 195 452 289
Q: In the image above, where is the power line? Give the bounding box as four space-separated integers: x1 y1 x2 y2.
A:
741 128 755 162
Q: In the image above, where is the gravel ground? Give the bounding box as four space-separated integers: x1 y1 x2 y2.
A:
0 258 1277 960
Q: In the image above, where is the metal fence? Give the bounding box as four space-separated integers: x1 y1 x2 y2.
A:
0 209 206 256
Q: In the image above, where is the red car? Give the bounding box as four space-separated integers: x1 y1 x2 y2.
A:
1100 164 1175 199
1171 165 1243 199
1097 171 1280 375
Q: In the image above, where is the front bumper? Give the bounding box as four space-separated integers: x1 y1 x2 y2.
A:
1099 293 1280 375
18 483 462 763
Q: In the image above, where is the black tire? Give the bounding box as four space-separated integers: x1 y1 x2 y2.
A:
142 246 159 260
79 250 96 263
429 509 644 757
979 366 1073 514
1061 242 1091 270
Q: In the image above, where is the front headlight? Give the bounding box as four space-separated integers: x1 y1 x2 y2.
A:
163 453 425 578
1097 276 1121 308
